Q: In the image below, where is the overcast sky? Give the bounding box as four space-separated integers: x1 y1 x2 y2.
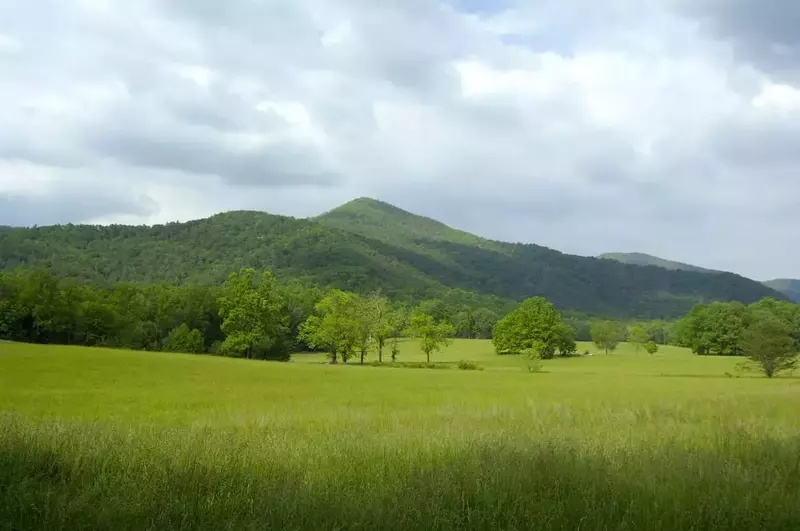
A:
1 1 798 280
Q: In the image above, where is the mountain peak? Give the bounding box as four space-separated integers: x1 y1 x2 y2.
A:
322 197 411 216
316 197 500 251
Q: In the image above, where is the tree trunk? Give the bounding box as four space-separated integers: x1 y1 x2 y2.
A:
378 344 383 363
426 351 430 364
360 350 365 365
330 351 338 364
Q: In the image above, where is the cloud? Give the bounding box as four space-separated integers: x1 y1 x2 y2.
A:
0 0 799 279
678 0 800 80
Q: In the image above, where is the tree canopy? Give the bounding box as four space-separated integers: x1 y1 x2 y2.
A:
492 297 576 359
741 310 798 377
590 321 623 355
406 311 456 363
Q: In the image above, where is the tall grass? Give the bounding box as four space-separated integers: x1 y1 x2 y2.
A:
1 342 799 530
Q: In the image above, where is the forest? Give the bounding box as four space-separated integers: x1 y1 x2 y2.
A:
0 198 784 319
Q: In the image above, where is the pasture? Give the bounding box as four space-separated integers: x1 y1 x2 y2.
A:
1 340 799 530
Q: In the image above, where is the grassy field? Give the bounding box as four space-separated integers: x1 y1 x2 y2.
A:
1 340 799 530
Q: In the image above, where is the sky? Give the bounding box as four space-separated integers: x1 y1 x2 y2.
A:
1 0 798 280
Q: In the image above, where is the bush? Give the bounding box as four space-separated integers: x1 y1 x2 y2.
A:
522 347 544 373
457 360 483 371
526 362 544 373
370 362 451 370
163 324 204 354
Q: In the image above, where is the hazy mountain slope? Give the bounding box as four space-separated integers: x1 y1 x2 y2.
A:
316 198 507 253
598 252 719 273
600 252 799 303
0 199 786 318
762 279 800 302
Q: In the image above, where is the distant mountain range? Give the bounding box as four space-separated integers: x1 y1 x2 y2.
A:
760 279 800 303
0 198 787 318
599 252 799 302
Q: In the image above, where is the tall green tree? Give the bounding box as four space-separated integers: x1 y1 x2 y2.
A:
591 320 623 354
388 306 408 362
407 311 455 363
369 293 393 363
280 281 325 352
627 325 650 353
673 302 748 356
217 269 290 360
164 323 204 354
748 298 800 347
643 320 670 345
299 289 360 364
492 297 575 359
354 294 377 365
742 310 798 378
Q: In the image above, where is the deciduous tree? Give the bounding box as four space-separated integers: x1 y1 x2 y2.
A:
673 302 748 356
742 310 798 378
299 290 360 364
217 269 290 360
407 311 455 363
164 323 204 354
627 325 650 352
492 297 575 359
369 293 393 363
591 320 623 355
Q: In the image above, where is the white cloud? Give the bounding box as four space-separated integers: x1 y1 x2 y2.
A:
752 82 800 111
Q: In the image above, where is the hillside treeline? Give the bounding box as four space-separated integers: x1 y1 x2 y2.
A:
2 268 797 366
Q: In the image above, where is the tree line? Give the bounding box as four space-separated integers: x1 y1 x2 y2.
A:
0 268 461 363
3 267 797 376
490 295 799 377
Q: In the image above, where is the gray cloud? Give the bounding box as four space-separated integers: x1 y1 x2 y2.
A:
680 0 800 79
0 191 157 227
88 125 340 187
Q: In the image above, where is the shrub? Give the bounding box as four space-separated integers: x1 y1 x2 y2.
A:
372 362 451 370
457 360 482 371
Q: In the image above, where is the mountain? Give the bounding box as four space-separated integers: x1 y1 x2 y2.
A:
0 197 785 318
598 252 719 274
600 252 800 303
762 279 800 303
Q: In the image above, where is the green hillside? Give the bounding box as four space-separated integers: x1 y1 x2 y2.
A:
763 279 800 302
600 252 800 303
0 210 442 298
0 198 785 318
598 252 718 273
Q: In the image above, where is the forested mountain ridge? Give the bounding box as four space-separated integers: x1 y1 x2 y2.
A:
0 198 785 318
601 251 799 303
762 279 800 302
598 252 719 273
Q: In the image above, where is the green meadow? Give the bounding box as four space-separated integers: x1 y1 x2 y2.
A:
1 340 800 531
